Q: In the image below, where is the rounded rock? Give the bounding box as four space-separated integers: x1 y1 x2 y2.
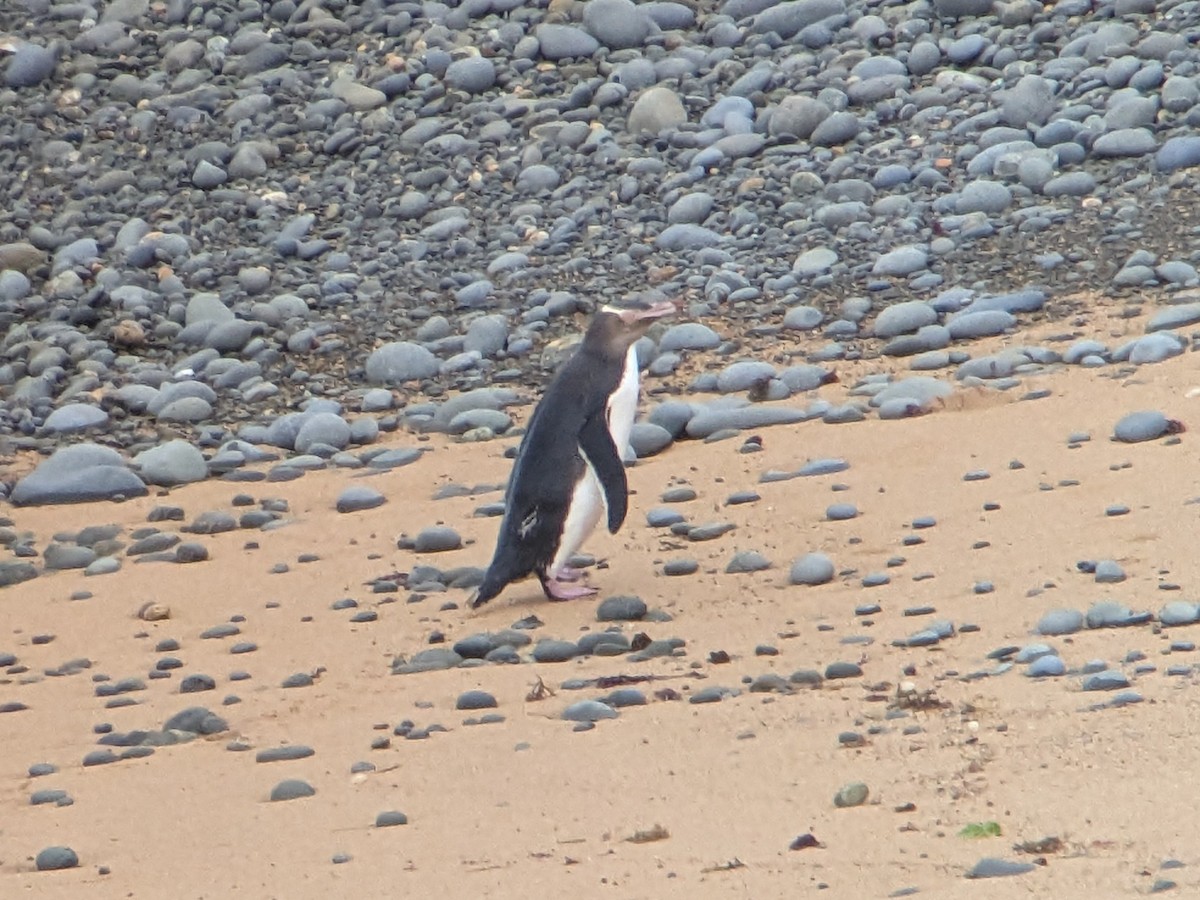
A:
413 526 462 553
35 846 79 871
790 553 835 585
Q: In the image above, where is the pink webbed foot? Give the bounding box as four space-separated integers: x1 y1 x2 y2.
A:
554 566 586 583
544 577 599 601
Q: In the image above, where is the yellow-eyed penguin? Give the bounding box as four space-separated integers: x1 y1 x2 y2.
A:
470 294 677 607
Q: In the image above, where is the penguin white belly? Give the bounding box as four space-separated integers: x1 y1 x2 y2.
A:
548 345 641 578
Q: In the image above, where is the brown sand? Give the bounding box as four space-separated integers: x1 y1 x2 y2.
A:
3 298 1200 898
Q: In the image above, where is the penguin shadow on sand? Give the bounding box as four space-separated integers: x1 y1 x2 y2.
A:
469 294 679 610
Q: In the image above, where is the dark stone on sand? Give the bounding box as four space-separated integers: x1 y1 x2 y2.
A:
270 779 316 801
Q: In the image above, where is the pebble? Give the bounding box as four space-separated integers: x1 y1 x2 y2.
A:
532 640 578 663
1036 609 1084 636
726 551 771 574
790 553 835 586
35 846 79 871
1082 670 1131 692
596 595 647 621
455 690 498 711
833 782 869 808
256 746 315 763
375 810 409 827
11 444 147 506
966 858 1037 879
413 527 462 553
1113 411 1178 443
133 441 208 486
336 486 386 513
269 780 316 802
562 700 618 722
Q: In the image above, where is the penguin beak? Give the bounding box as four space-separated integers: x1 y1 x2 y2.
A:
616 297 679 325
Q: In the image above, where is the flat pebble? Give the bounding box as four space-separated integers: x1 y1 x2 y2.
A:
270 779 315 802
562 700 618 722
790 553 835 585
1036 609 1084 636
456 690 498 711
833 782 869 808
35 846 79 871
966 858 1037 879
596 595 647 621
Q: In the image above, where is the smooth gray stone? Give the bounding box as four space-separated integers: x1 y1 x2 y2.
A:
825 661 862 679
1027 655 1065 677
1126 332 1184 364
535 23 600 60
960 289 1046 315
413 526 462 552
375 810 409 827
647 507 686 527
627 86 687 133
269 779 316 801
336 486 386 513
686 405 811 438
1082 669 1130 691
162 707 228 734
43 403 109 433
872 245 928 276
790 553 834 585
1157 135 1200 172
629 422 673 457
365 342 439 383
870 377 953 409
35 846 79 871
1093 560 1125 584
966 857 1037 879
44 544 96 570
1036 608 1084 635
1086 600 1135 628
6 43 59 88
583 0 652 49
256 745 315 763
946 310 1016 339
596 595 647 621
11 444 147 506
532 640 578 663
873 301 937 338
1147 304 1200 333
663 558 699 576
1091 127 1157 157
1161 601 1200 627
1113 410 1174 443
367 451 424 472
798 458 849 476
133 440 208 486
455 690 498 710
562 700 618 722
717 360 776 393
294 413 351 453
659 323 721 352
392 648 463 674
444 57 495 93
668 192 715 225
656 223 724 250
726 550 770 573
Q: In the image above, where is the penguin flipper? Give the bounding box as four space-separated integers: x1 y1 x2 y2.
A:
579 413 628 532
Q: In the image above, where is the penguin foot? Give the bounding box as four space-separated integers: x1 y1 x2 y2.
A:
544 578 598 601
555 566 587 582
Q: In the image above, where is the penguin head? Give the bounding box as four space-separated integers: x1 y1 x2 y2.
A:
591 293 678 356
